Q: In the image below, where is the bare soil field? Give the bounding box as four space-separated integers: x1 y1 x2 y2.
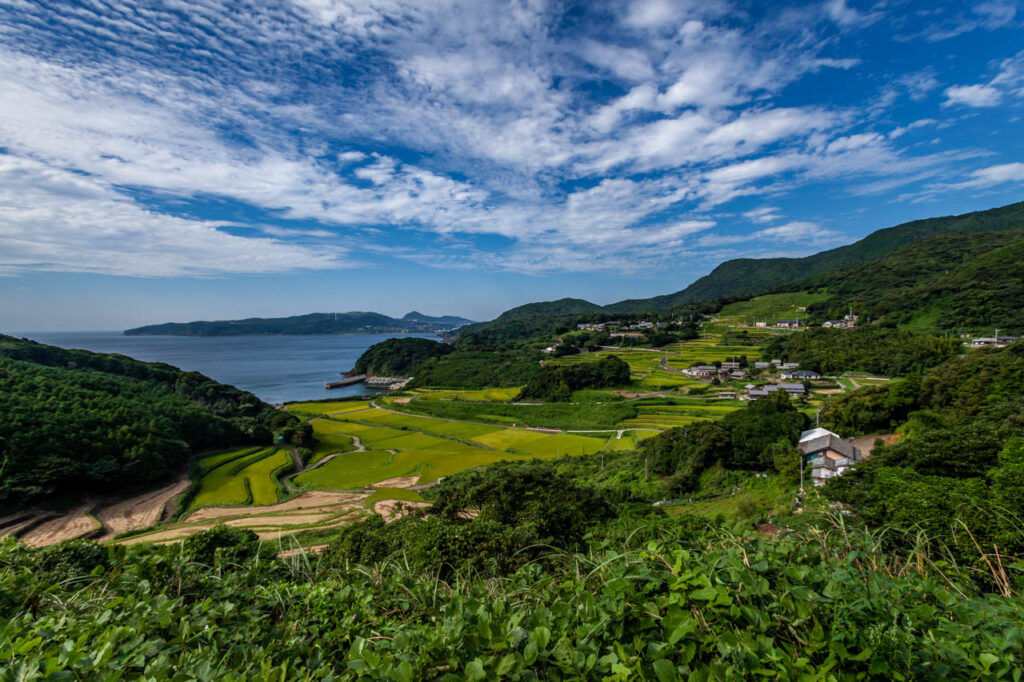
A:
184 490 367 522
373 499 431 521
21 505 101 547
851 433 898 458
371 476 420 489
96 478 190 540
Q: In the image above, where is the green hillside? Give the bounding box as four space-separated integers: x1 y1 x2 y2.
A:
789 229 1024 333
465 201 1024 328
125 311 474 336
628 200 1024 310
0 335 292 509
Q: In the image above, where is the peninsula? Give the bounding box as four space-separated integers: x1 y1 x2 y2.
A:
124 310 474 336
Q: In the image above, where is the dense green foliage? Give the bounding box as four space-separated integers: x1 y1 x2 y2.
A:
328 461 615 576
4 499 1023 679
643 393 807 492
0 335 290 508
392 398 637 431
352 337 453 376
785 229 1024 333
125 311 473 336
409 349 540 388
820 344 1024 559
519 356 630 402
764 326 961 376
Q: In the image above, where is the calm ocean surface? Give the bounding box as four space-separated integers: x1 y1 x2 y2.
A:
15 331 437 404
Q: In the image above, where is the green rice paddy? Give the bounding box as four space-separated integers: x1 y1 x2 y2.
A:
188 447 290 512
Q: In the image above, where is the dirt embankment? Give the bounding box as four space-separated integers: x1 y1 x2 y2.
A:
20 504 101 547
96 479 190 541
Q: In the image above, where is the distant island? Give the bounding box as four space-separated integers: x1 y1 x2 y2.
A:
124 311 475 336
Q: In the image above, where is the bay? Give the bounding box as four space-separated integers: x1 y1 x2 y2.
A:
14 331 438 404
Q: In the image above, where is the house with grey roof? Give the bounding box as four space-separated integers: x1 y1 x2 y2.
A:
798 428 863 485
781 369 821 380
764 383 806 396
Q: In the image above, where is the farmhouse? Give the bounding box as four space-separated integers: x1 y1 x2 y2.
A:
718 391 737 399
685 364 721 378
754 361 772 370
781 369 821 380
754 321 768 328
747 388 769 399
798 428 863 485
610 331 644 339
729 370 748 380
780 362 800 370
720 361 741 370
576 323 606 331
971 336 1019 348
765 383 806 396
823 320 855 329
776 320 801 328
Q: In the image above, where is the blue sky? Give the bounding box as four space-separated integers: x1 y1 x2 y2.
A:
1 0 1022 330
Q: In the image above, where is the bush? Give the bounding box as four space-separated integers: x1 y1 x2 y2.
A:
182 525 263 565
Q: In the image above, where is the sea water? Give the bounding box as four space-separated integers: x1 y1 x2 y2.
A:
14 331 437 404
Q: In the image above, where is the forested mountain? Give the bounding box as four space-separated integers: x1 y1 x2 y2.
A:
626 200 1024 310
773 228 1022 333
0 335 292 509
468 201 1024 326
125 311 474 336
352 337 453 376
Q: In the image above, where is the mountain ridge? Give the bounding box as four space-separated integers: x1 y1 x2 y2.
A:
125 311 475 336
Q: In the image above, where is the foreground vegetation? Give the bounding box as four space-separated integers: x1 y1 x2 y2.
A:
0 335 291 510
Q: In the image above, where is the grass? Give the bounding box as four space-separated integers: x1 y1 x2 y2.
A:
407 387 522 402
364 487 425 506
714 292 830 328
604 434 636 451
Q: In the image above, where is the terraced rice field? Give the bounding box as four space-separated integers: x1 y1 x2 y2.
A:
189 447 289 511
406 387 521 402
619 402 742 429
285 400 372 416
604 433 637 451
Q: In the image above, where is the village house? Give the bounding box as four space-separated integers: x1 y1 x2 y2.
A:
717 391 737 399
798 428 863 485
747 388 769 399
720 361 741 370
754 361 772 370
684 364 721 378
729 370 748 380
765 383 806 396
775 320 801 329
782 369 820 380
609 331 644 339
780 362 800 370
576 323 606 331
822 320 855 329
971 336 1019 348
755 321 768 328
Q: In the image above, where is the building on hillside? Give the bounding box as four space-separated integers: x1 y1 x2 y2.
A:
576 323 606 331
798 428 863 485
782 369 821 380
747 388 769 399
971 336 1019 348
776 320 801 328
771 359 783 365
754 361 772 370
823 320 855 329
781 362 800 370
718 391 736 399
755 321 768 328
765 383 806 396
720 361 741 370
610 331 644 339
729 370 748 380
685 364 721 378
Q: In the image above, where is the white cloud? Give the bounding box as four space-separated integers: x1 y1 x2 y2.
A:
943 84 1003 107
946 162 1024 189
0 155 348 277
743 206 783 223
825 0 882 28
